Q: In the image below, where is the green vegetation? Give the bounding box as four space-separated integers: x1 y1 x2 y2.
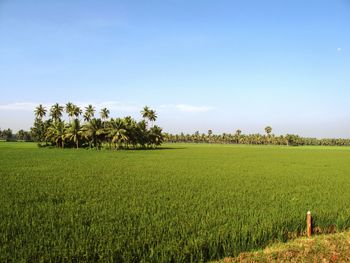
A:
0 128 14 141
218 231 350 262
1 143 350 262
30 103 163 149
164 128 350 146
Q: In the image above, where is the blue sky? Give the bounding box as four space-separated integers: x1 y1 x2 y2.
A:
0 0 349 137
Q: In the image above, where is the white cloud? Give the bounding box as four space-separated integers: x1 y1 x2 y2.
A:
159 104 214 113
337 47 342 52
0 102 41 111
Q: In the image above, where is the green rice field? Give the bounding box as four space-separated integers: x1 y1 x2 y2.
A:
1 142 350 262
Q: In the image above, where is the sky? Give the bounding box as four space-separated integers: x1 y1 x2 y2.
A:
0 0 349 137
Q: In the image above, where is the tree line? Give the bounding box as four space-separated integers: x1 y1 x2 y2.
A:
164 127 350 146
30 103 163 149
2 114 349 147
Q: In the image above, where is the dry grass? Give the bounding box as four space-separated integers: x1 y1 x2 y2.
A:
218 231 350 262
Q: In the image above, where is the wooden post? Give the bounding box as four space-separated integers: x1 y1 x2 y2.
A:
307 211 312 238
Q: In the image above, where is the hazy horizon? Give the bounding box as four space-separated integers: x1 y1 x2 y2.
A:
1 0 349 138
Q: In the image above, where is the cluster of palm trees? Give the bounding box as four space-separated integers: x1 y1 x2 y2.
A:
164 127 350 146
0 128 13 141
31 103 163 149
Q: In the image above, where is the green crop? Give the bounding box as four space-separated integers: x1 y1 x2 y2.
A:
1 142 350 262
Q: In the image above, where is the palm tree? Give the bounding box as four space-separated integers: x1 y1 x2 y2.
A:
45 120 66 148
83 112 90 122
16 130 25 141
141 106 150 119
265 126 272 144
73 106 82 119
148 109 157 127
136 120 148 148
65 102 75 122
265 126 272 135
100 108 110 130
100 108 110 120
141 106 152 127
208 129 213 143
149 125 163 148
50 103 64 122
34 104 47 119
80 118 104 149
84 104 95 122
65 119 81 148
123 116 138 148
235 129 242 144
32 103 167 149
107 118 128 150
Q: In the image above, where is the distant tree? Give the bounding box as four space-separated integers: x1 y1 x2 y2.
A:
84 105 95 122
235 129 242 144
73 105 82 119
265 126 272 135
31 103 165 150
149 125 164 148
148 110 157 127
107 118 128 150
65 102 75 122
34 104 47 120
45 121 66 148
16 129 25 140
0 128 13 141
141 106 151 121
16 130 32 141
208 129 213 143
65 119 81 148
31 118 45 142
100 108 110 120
141 106 157 127
80 118 104 149
50 103 64 122
285 134 301 146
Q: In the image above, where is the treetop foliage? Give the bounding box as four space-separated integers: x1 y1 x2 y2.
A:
30 103 163 149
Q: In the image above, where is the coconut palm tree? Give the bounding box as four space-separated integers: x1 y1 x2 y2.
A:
34 104 47 119
45 120 66 148
265 126 272 135
208 129 213 143
141 106 150 119
149 125 163 148
32 103 167 149
141 106 152 127
123 116 138 148
265 126 272 144
148 109 157 127
84 105 95 122
80 118 104 149
136 120 148 148
100 108 110 120
65 102 75 122
235 130 242 144
100 108 110 130
83 112 90 122
50 103 64 122
107 118 128 150
16 129 25 141
65 118 81 148
73 105 82 119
